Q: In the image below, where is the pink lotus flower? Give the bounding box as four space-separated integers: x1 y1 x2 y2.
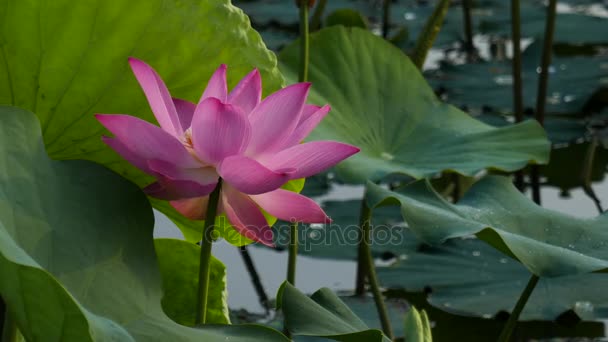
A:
96 58 359 245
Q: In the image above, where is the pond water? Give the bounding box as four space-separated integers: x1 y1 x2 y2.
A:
154 178 608 314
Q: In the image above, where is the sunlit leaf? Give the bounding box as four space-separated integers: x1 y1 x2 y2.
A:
279 27 550 184
0 0 291 245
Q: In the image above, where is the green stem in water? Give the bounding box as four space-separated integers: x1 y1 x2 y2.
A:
497 274 539 342
299 0 310 83
195 179 222 325
511 0 525 191
411 0 451 70
360 201 394 340
461 0 475 60
310 0 327 31
531 0 557 205
382 0 391 39
354 229 367 296
2 311 18 342
287 222 298 285
581 138 604 213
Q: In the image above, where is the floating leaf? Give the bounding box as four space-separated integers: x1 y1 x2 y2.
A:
0 106 287 341
0 0 287 244
278 282 392 342
378 233 608 320
427 48 608 115
279 27 550 184
366 175 608 277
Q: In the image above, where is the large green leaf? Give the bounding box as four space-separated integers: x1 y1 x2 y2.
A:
366 175 608 277
378 233 608 320
155 238 229 325
0 106 287 341
277 282 391 342
0 0 285 244
279 27 550 184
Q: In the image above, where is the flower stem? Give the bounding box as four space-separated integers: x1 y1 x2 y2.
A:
360 201 394 340
195 179 222 325
497 274 539 342
299 0 310 83
531 0 557 205
511 0 525 191
287 222 298 285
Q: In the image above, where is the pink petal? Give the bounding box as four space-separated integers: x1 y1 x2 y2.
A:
148 159 219 186
298 104 323 125
144 178 216 200
170 197 209 220
227 69 262 114
222 186 274 246
102 137 153 174
128 57 183 137
217 155 294 195
250 189 331 223
246 83 311 155
281 105 331 149
265 141 360 179
173 98 196 131
96 114 199 168
191 97 251 164
200 64 227 103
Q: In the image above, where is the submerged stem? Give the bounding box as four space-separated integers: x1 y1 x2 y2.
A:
238 246 270 311
497 274 540 342
360 201 394 340
195 179 222 325
461 0 475 60
310 0 327 31
511 0 525 191
382 0 391 39
531 0 557 205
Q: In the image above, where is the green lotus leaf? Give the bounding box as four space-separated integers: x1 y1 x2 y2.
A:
279 27 550 184
325 9 369 29
155 238 229 325
366 175 608 277
0 106 287 341
277 282 392 342
0 0 295 245
378 233 608 321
